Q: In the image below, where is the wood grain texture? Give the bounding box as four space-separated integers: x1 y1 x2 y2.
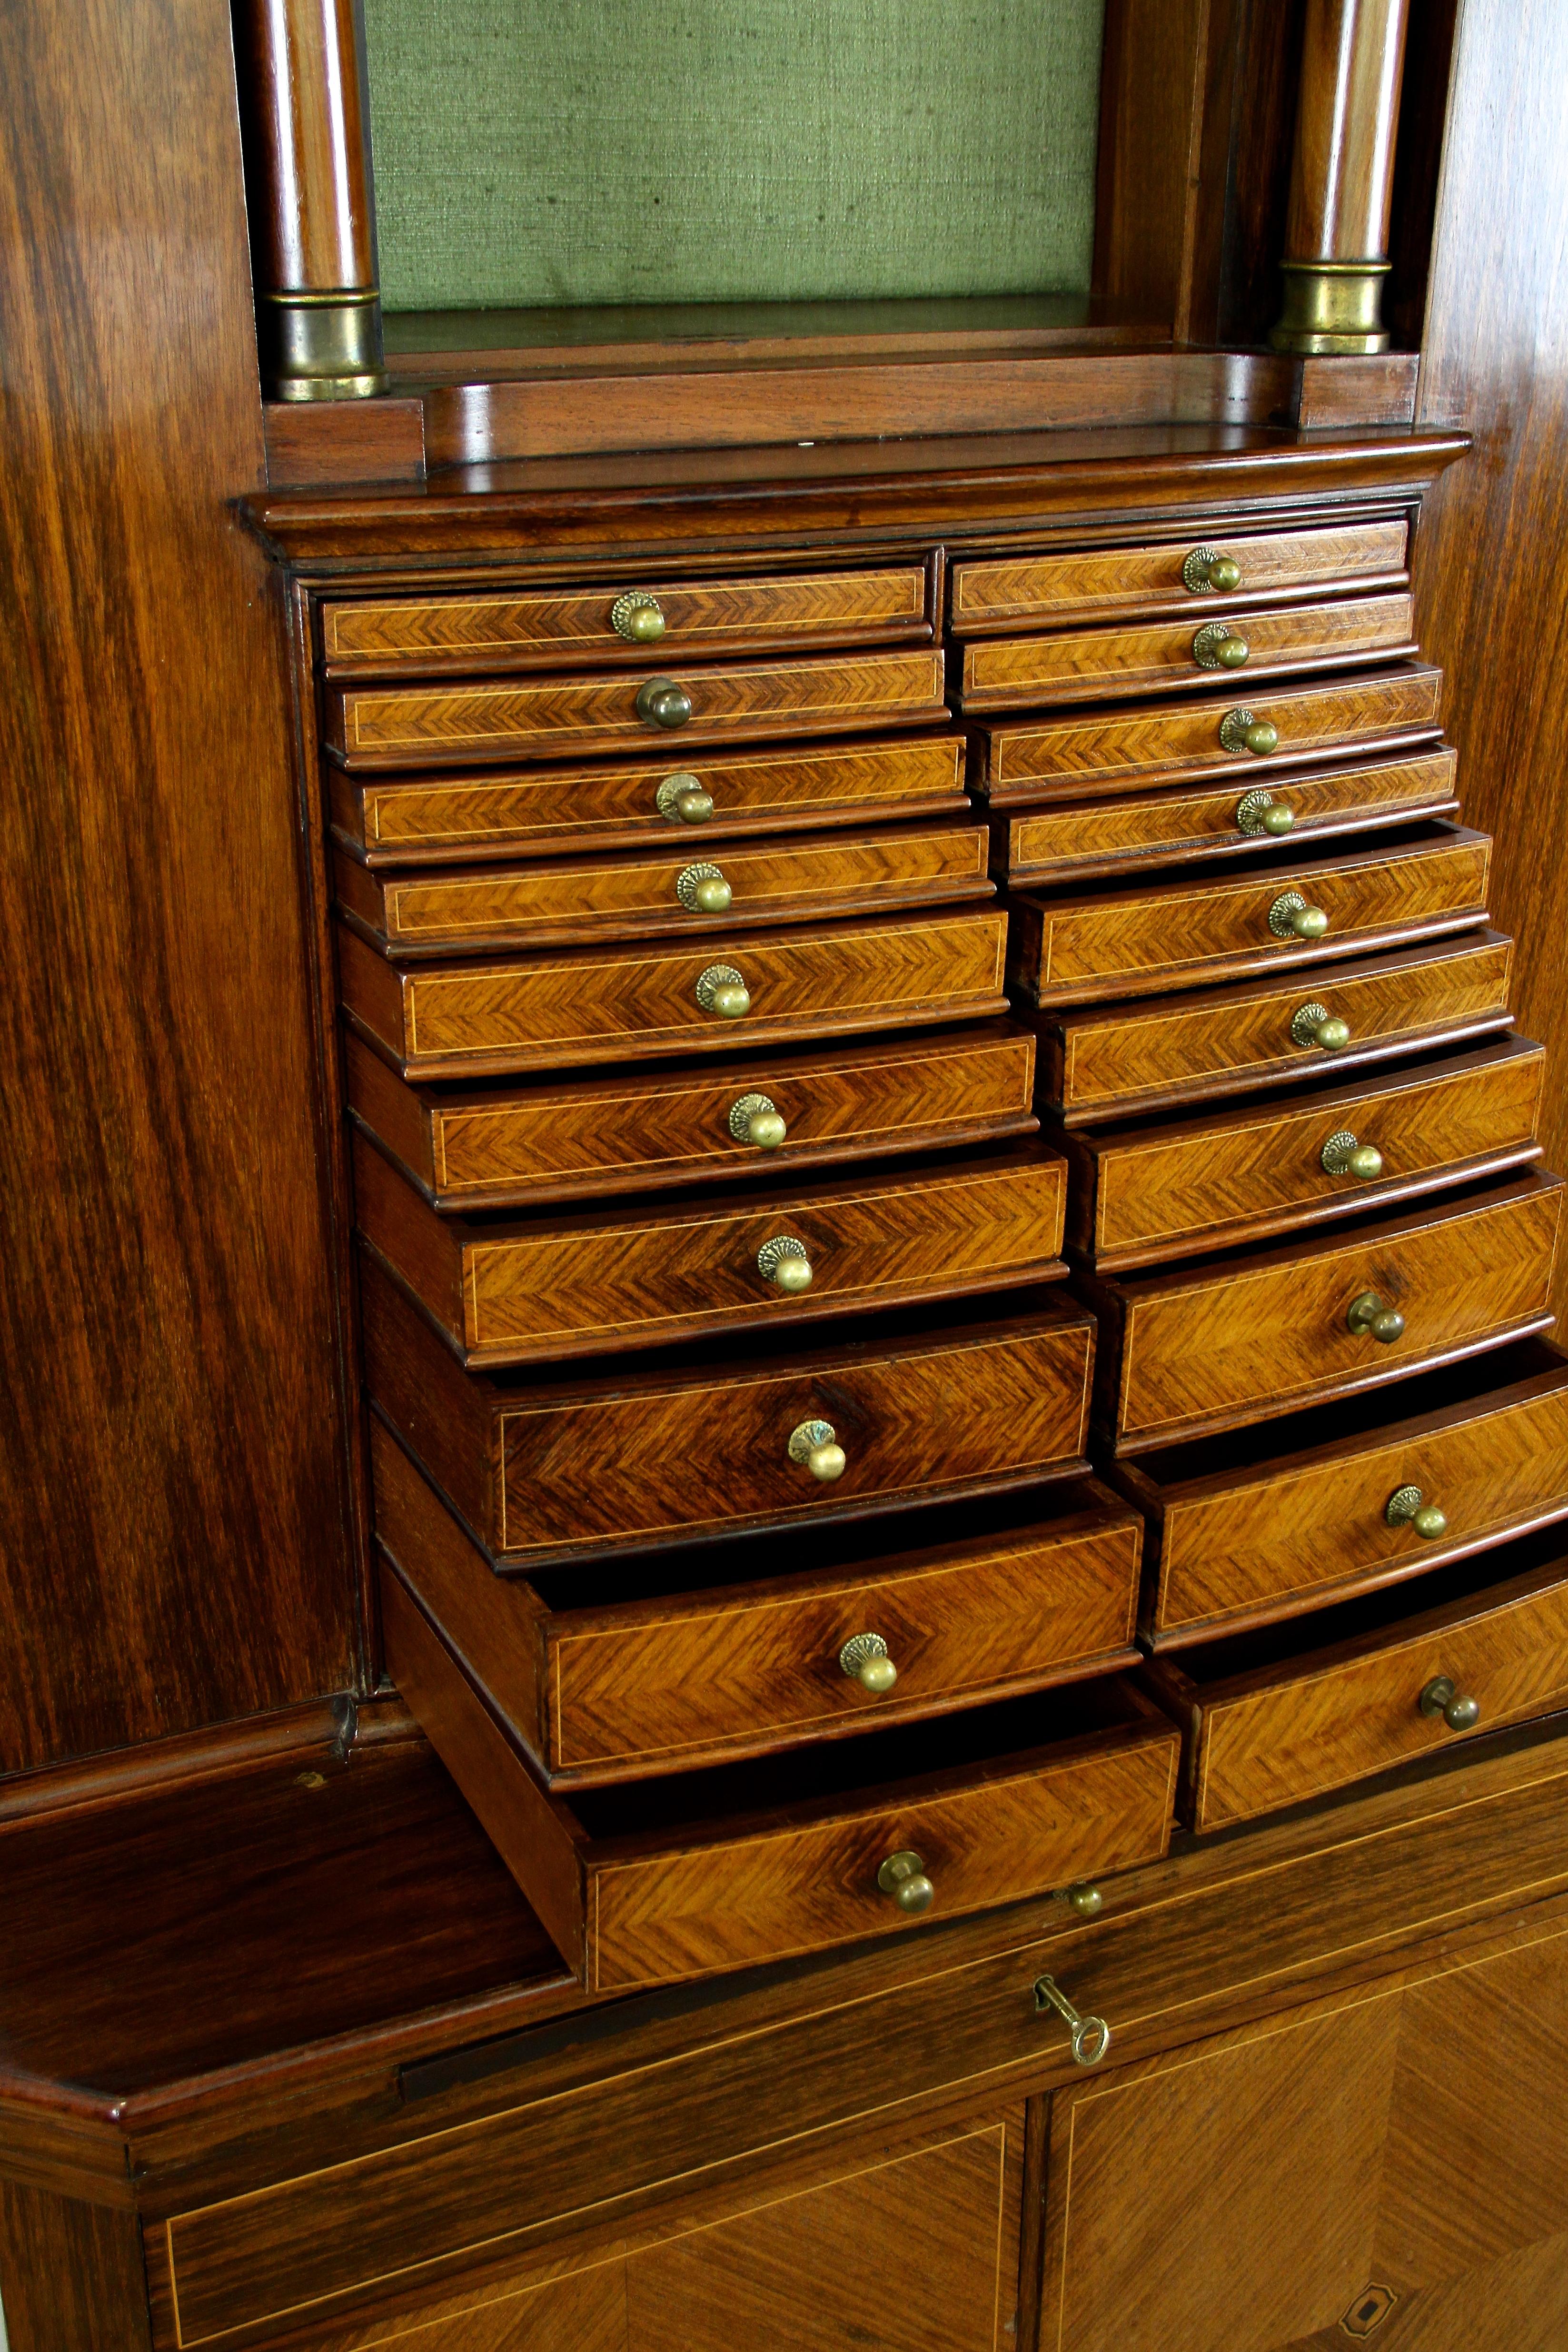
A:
331 731 967 867
327 649 947 770
338 906 1009 1079
355 1134 1067 1368
0 2183 152 2352
263 397 427 489
1065 1035 1544 1269
320 563 933 675
960 592 1415 712
1041 928 1515 1123
1009 824 1490 1008
346 1024 1038 1211
975 662 1444 804
1088 1173 1564 1452
1282 0 1410 264
0 0 356 1772
335 821 991 956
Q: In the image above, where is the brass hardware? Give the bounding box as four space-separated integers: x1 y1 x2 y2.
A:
1321 1130 1384 1181
1067 1884 1103 1918
1291 1001 1351 1051
635 677 693 729
1386 1485 1448 1540
877 1849 935 1913
1419 1674 1481 1732
695 963 750 1020
839 1632 898 1694
1347 1289 1405 1344
788 1418 846 1481
1193 621 1250 671
1270 259 1392 356
1182 546 1243 595
258 288 390 402
757 1235 813 1294
1033 1975 1112 2067
611 592 666 644
728 1092 786 1149
1236 787 1293 838
1269 890 1330 941
675 862 732 914
656 773 714 824
1221 708 1280 758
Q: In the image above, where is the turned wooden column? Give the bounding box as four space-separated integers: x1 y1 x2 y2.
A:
235 0 389 399
1270 0 1411 353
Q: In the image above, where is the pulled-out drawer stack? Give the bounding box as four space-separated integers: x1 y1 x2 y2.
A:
955 512 1568 1832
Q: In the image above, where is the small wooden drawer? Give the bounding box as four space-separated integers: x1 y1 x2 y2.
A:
1117 1340 1568 1647
360 1254 1097 1567
329 730 966 867
973 663 1443 804
1039 929 1516 1125
384 1554 1178 1989
338 905 1008 1080
1082 1172 1564 1454
1063 1036 1545 1270
355 1133 1067 1369
320 561 936 677
959 593 1416 713
334 820 991 957
346 1023 1038 1211
325 648 948 770
375 1424 1143 1786
951 520 1408 634
1149 1534 1568 1831
1008 822 1490 1009
999 748 1459 884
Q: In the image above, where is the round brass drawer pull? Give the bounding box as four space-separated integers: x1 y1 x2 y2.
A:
1322 1129 1384 1181
695 963 750 1020
788 1418 845 1481
1034 1974 1112 2067
877 1849 934 1914
676 861 732 914
1067 1883 1103 1918
656 773 714 824
1291 1000 1352 1051
611 591 666 644
1269 890 1330 941
1183 546 1243 594
1387 1484 1449 1540
840 1632 898 1694
1236 786 1293 837
728 1092 786 1149
635 676 692 729
1221 708 1280 757
1193 621 1250 671
1420 1674 1481 1732
758 1235 813 1294
1347 1288 1405 1344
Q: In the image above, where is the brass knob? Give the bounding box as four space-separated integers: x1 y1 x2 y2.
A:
1386 1485 1449 1540
656 773 715 825
1269 890 1330 941
1291 1001 1352 1051
877 1849 934 1914
1221 709 1280 757
1321 1130 1384 1181
1419 1674 1481 1732
695 963 750 1020
1347 1289 1405 1344
675 862 732 914
1236 787 1293 837
788 1418 846 1481
1182 546 1243 594
840 1633 898 1694
635 677 692 729
1033 1975 1112 2067
610 591 666 644
728 1092 787 1149
757 1235 813 1294
1193 621 1250 671
1067 1884 1103 1918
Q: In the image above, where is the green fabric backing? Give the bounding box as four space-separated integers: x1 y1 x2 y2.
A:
362 1 1106 313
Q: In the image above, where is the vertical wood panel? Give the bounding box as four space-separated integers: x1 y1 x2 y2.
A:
0 2185 151 2352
